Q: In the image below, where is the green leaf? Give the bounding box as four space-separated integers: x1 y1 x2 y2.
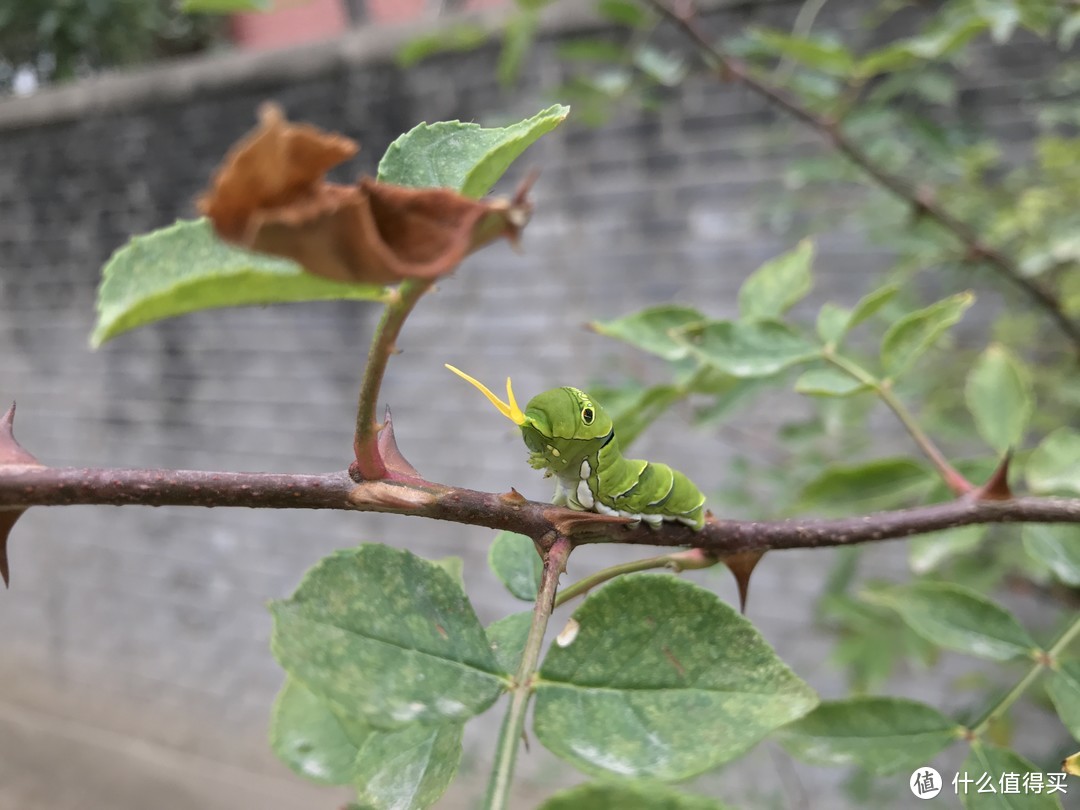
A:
849 283 901 330
353 721 463 810
596 0 649 27
677 320 820 378
488 532 541 601
589 383 684 449
1047 661 1080 742
271 677 362 785
822 592 940 692
867 582 1037 661
270 545 504 729
558 39 626 62
975 0 1021 42
738 240 814 321
1023 525 1080 587
1026 428 1080 495
909 525 986 574
1061 11 1080 49
692 374 779 426
534 575 817 780
778 697 961 774
377 104 569 197
797 458 934 514
633 45 686 87
794 367 869 397
91 219 389 347
960 743 1062 809
1062 260 1080 315
537 781 732 809
497 9 539 87
881 292 974 377
432 556 465 587
965 344 1033 454
271 678 464 809
856 18 986 77
396 24 489 67
181 0 268 11
486 612 531 675
753 30 855 74
590 305 705 361
816 303 851 345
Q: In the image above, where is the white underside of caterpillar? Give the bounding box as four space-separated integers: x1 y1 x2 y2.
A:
551 459 696 529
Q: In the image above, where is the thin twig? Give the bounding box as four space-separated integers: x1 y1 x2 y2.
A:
969 612 1080 737
646 0 1080 354
553 547 719 607
485 536 572 810
825 351 973 495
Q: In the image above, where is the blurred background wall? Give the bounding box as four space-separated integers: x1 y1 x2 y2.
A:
0 1 1068 807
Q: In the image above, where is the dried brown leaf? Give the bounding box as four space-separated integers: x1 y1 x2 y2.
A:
199 103 358 242
198 105 531 285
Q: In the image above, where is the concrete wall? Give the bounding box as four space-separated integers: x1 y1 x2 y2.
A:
0 2 1068 808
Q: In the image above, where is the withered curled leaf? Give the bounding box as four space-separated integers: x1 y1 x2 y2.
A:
198 102 359 242
0 403 44 587
198 104 532 285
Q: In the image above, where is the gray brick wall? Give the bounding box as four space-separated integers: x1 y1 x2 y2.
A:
0 3 1069 808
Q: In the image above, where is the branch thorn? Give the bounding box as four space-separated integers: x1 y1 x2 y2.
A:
0 402 44 587
723 549 765 613
971 451 1014 501
377 406 421 481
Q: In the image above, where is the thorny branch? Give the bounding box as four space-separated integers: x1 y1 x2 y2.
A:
0 462 1077 556
647 0 1080 354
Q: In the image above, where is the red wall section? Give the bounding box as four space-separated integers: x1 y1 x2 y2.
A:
231 0 349 51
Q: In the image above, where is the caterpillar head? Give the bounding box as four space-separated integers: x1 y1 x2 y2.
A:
446 365 613 475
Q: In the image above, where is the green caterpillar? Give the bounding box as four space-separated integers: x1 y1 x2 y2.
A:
446 365 707 530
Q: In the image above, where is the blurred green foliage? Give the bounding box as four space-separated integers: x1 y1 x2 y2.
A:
0 0 224 90
392 0 1080 801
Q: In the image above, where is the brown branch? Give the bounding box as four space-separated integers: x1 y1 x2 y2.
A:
647 0 1080 354
1 464 1077 555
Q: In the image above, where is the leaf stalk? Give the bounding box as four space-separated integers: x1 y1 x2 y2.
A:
553 547 719 608
353 279 433 478
970 613 1080 736
824 351 973 495
485 536 573 810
